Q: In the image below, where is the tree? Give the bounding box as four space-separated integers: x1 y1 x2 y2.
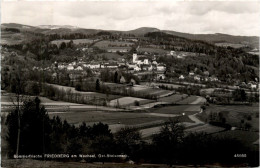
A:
120 76 126 84
152 119 185 165
6 97 51 156
96 79 100 91
75 83 82 91
115 127 141 157
9 67 27 156
114 71 118 83
232 89 247 102
60 42 66 49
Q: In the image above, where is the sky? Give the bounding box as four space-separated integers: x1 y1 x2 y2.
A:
1 1 260 36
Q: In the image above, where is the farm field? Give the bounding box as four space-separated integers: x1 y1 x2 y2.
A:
48 110 171 128
51 39 98 46
134 88 174 98
104 83 174 98
47 83 122 101
158 94 188 103
108 97 155 107
177 96 206 104
197 104 259 131
150 105 201 115
94 40 134 48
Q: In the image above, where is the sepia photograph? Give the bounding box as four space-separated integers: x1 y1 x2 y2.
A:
1 0 259 167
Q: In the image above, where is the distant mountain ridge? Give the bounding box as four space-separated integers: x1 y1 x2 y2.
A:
1 23 259 48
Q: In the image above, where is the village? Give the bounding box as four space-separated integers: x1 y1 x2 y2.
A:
28 47 258 91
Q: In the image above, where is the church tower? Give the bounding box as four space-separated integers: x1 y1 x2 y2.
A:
133 53 137 63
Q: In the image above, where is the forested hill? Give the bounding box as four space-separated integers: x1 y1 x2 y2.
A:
1 23 259 48
144 32 259 83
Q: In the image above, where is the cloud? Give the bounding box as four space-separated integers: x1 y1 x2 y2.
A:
1 1 260 36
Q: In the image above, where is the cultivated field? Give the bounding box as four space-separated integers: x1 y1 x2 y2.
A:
132 87 174 98
158 94 188 103
150 105 201 115
94 40 134 48
108 97 155 107
177 96 206 105
104 83 174 98
48 110 170 128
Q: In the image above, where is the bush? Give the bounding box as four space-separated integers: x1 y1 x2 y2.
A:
134 100 140 106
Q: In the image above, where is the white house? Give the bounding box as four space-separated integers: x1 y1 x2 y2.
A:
170 51 177 56
58 64 66 70
148 65 153 71
194 75 201 81
128 63 137 69
134 66 141 71
133 53 138 63
75 66 83 71
157 64 166 71
157 74 166 80
105 63 118 69
189 71 195 76
89 63 100 69
67 65 74 71
144 59 149 65
179 75 185 80
152 60 158 65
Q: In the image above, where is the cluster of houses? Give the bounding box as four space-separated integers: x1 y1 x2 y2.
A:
39 53 166 73
130 53 166 72
178 69 219 82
